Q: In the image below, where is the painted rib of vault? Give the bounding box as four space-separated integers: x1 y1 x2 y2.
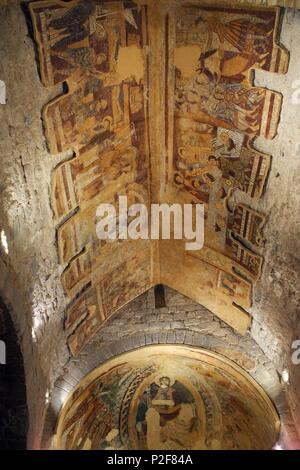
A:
30 0 288 356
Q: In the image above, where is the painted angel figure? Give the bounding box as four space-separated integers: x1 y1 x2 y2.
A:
195 14 273 81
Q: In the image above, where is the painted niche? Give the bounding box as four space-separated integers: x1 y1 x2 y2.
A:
55 346 280 450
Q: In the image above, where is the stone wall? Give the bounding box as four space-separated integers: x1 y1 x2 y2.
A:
250 7 300 436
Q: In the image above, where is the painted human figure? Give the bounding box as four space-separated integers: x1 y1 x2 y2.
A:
151 377 182 423
140 377 198 449
195 15 272 79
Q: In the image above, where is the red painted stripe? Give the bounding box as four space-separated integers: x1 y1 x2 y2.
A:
265 93 275 139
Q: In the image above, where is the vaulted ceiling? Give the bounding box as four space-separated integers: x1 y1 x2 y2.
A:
29 0 289 357
0 0 299 450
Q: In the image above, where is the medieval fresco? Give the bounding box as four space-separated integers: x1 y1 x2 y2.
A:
30 0 153 356
162 4 287 332
55 346 280 450
30 1 288 355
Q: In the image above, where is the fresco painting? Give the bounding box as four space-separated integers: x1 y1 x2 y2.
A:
162 4 287 331
30 1 288 354
55 346 280 450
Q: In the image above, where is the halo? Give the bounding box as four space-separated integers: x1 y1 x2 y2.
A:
154 374 175 387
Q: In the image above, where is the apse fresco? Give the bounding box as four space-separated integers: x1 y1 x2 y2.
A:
55 346 280 450
30 1 288 355
30 0 153 356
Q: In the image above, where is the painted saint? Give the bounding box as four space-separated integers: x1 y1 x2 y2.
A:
135 376 200 450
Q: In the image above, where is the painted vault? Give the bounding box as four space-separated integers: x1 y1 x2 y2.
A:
29 0 289 356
